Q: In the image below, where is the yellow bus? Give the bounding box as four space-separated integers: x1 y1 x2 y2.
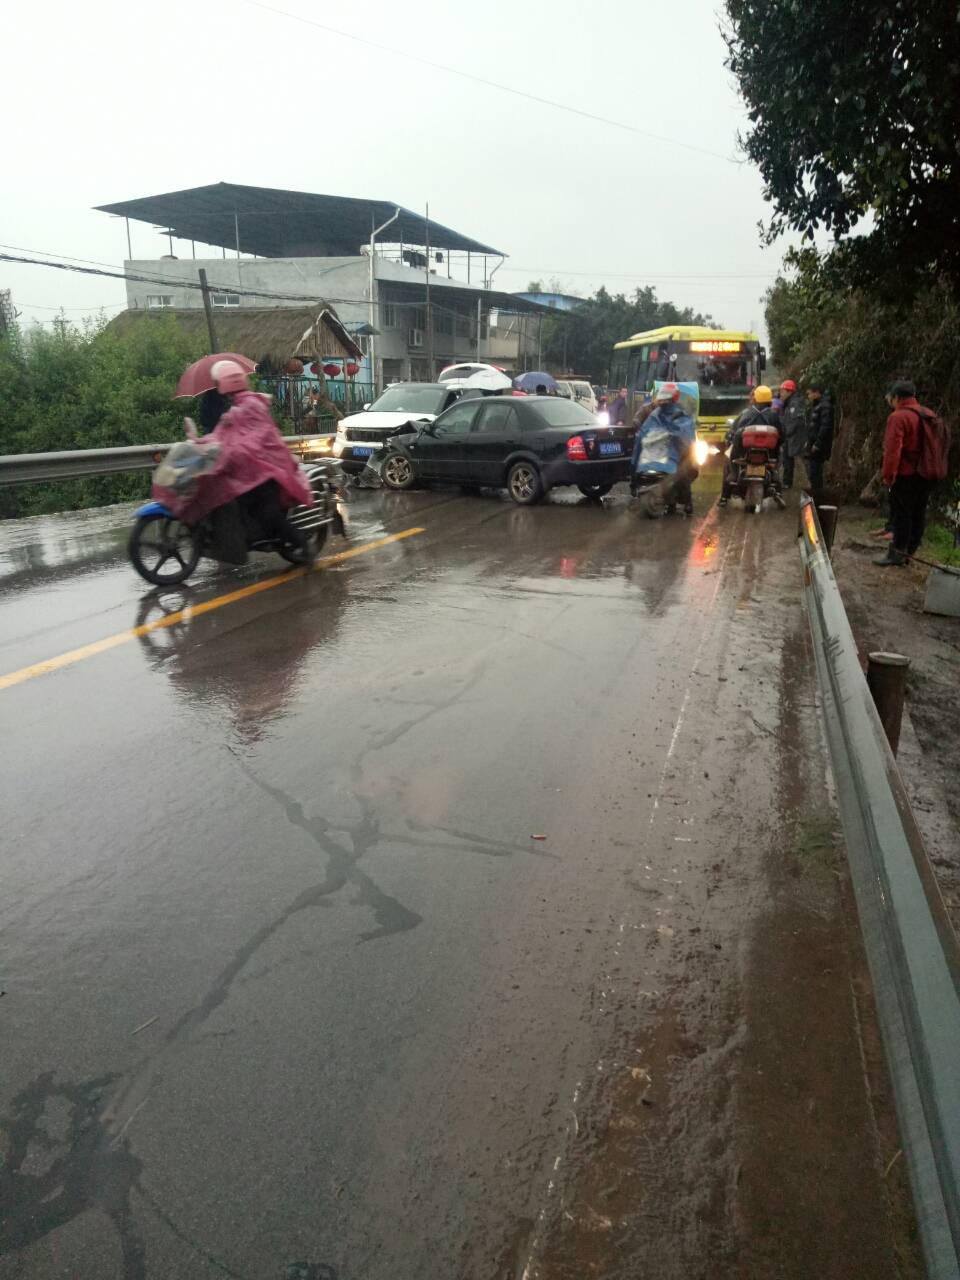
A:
610 326 767 443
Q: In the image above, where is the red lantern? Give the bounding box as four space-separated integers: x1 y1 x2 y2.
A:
285 358 304 375
345 361 360 377
309 361 321 376
322 362 341 378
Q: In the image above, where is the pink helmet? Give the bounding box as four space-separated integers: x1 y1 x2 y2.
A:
211 359 249 394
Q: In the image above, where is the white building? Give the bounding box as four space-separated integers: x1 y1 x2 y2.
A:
97 183 550 385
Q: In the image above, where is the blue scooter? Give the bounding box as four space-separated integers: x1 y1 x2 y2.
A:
128 459 344 586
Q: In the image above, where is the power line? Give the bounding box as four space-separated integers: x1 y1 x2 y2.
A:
505 266 777 280
239 0 744 167
0 251 514 321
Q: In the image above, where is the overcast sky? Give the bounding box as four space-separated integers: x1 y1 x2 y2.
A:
3 0 788 337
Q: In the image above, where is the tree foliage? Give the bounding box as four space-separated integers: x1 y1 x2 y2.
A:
540 286 715 381
0 314 205 517
725 0 960 293
763 251 960 499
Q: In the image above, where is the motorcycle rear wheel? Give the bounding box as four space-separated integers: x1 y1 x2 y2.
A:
744 480 764 513
278 523 327 565
129 513 202 586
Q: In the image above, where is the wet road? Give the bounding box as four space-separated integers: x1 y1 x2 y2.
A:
0 482 916 1278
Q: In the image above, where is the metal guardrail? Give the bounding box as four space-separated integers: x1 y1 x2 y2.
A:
799 495 960 1279
0 435 334 487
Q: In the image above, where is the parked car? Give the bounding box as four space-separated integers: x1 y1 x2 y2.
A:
559 379 598 414
333 382 470 475
372 396 636 504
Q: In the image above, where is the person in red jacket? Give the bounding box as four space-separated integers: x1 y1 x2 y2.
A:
874 379 932 567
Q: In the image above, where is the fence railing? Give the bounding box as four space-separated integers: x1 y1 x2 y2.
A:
0 434 330 488
799 495 960 1279
256 375 376 429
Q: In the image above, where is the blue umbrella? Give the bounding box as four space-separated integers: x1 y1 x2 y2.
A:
514 370 558 393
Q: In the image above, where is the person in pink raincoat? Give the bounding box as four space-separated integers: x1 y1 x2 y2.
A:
155 360 314 563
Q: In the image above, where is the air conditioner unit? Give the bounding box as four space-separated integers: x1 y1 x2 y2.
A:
408 327 424 348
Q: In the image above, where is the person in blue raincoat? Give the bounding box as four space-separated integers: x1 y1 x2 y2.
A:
631 382 698 513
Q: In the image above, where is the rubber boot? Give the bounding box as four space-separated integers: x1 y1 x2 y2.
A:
873 547 906 567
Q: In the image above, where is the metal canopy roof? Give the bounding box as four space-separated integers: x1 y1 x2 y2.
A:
95 183 504 258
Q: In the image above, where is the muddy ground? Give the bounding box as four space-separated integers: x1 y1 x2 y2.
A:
834 510 960 934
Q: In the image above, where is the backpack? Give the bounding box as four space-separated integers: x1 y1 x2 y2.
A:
908 408 951 481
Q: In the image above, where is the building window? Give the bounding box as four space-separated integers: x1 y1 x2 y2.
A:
382 303 401 329
211 293 240 308
146 295 172 309
434 309 453 336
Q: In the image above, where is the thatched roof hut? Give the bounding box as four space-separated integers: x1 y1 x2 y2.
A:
108 306 363 367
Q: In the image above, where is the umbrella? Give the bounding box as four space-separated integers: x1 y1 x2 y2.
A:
514 370 557 393
453 368 513 392
175 353 258 398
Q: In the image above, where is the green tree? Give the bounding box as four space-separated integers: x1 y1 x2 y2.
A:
540 286 715 381
0 313 205 517
724 0 960 293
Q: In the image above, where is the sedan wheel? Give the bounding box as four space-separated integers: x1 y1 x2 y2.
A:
507 461 543 506
382 453 416 490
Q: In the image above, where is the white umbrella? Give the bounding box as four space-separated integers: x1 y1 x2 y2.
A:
462 368 513 391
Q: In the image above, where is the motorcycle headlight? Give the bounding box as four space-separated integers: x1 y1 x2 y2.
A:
693 438 710 467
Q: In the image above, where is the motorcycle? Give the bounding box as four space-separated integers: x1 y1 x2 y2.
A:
632 436 709 518
720 423 785 514
128 457 346 586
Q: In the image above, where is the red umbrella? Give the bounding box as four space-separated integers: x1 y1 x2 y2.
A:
174 353 257 398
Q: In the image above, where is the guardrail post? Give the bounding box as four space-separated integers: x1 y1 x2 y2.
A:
816 503 839 555
866 651 910 755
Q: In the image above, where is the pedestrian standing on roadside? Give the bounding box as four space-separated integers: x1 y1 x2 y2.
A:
874 380 951 567
609 386 630 425
779 379 807 489
804 383 834 495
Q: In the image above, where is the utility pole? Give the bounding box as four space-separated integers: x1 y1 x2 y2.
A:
198 269 220 352
476 297 481 360
424 202 433 377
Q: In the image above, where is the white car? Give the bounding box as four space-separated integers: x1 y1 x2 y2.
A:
558 380 598 414
333 382 471 474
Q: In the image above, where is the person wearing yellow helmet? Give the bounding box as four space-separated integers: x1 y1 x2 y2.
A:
719 386 782 506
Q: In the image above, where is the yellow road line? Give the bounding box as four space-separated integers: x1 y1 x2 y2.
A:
0 526 425 692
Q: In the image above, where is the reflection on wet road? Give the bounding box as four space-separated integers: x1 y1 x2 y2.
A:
0 483 915 1278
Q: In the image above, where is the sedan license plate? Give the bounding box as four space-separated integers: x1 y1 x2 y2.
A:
598 441 622 456
746 464 766 477
352 446 374 458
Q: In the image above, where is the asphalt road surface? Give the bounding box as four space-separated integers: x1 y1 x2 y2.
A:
0 479 918 1279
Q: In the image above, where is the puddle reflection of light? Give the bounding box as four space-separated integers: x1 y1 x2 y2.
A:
689 535 718 569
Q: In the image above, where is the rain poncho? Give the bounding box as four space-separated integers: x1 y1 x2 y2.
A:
632 402 696 476
152 391 313 523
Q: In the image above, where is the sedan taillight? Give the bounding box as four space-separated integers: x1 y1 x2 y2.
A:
567 435 588 461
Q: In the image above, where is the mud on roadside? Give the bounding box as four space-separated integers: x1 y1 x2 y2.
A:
833 511 960 934
527 522 921 1279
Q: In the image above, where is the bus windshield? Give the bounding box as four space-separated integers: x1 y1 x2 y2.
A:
615 336 763 425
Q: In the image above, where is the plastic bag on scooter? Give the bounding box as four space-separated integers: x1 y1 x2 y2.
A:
153 439 222 494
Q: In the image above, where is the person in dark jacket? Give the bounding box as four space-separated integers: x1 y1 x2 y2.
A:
778 379 807 488
874 379 935 567
719 385 782 506
608 386 630 425
804 383 834 495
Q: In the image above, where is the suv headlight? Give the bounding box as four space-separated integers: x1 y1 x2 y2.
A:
336 422 346 436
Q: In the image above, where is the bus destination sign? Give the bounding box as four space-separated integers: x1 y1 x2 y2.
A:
690 340 743 354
